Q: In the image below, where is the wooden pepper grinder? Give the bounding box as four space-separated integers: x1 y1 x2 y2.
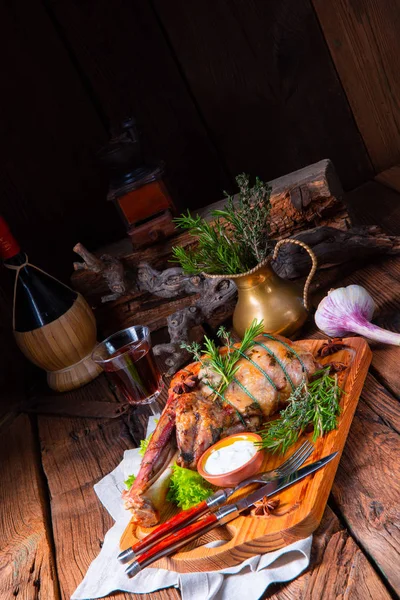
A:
0 216 102 392
97 117 176 248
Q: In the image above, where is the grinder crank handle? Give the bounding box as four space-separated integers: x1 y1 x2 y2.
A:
125 504 239 577
118 490 228 564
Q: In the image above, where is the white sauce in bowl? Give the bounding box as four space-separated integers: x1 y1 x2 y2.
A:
204 440 257 475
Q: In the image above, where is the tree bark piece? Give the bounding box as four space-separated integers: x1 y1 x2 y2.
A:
199 158 347 238
0 415 59 599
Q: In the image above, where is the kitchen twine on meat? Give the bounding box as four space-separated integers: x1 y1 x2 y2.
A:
4 253 76 331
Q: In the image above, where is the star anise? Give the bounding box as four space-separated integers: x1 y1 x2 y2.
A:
251 497 280 516
317 338 348 358
172 374 198 394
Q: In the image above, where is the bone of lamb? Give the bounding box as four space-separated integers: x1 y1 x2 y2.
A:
122 335 319 527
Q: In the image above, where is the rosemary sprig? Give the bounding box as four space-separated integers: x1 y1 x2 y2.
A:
181 319 264 394
258 367 342 454
172 174 272 275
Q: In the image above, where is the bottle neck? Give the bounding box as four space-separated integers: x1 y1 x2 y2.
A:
0 216 21 261
4 251 28 269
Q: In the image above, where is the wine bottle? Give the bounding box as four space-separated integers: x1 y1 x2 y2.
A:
0 216 102 391
0 217 77 332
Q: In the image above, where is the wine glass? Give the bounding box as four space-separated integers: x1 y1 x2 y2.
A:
92 325 163 415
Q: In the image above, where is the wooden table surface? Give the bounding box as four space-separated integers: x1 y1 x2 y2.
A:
1 179 400 600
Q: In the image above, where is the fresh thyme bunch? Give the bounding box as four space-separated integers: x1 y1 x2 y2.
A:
258 368 342 454
172 174 272 275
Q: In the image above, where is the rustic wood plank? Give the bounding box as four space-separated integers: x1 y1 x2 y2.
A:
360 373 400 435
371 311 400 400
45 0 231 212
266 506 391 599
0 282 27 421
376 164 400 194
0 414 59 599
312 0 400 172
35 375 122 451
153 0 372 190
37 374 179 599
344 181 400 236
331 386 400 594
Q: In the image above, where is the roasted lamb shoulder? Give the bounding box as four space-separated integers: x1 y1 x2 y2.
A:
122 335 319 527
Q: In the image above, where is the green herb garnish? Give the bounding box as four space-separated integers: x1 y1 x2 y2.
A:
167 464 213 509
172 174 272 275
258 368 342 454
138 419 159 456
181 319 264 395
125 420 160 488
124 474 136 490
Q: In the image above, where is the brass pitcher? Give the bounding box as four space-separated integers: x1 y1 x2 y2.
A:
205 239 317 338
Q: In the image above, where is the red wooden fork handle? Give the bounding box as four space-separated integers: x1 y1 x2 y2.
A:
132 512 219 572
131 500 209 557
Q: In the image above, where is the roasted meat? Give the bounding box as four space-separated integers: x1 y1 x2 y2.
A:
123 335 319 526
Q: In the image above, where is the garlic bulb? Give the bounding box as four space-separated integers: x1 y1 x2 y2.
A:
315 284 400 346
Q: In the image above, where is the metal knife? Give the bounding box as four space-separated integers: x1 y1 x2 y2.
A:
125 451 337 577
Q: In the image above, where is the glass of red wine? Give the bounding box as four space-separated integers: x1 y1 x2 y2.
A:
92 325 163 414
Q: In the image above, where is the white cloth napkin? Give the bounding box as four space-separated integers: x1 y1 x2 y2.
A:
72 417 312 600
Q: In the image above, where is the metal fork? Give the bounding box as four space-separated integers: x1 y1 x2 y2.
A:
118 440 314 564
233 439 314 491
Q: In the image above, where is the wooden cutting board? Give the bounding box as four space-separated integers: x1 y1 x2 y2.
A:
120 336 371 572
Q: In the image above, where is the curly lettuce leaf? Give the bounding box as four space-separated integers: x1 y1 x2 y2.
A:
167 464 213 510
124 474 136 490
139 436 151 456
139 419 159 456
125 420 160 489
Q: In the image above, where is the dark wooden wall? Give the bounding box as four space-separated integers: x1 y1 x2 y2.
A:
3 0 400 279
0 0 377 282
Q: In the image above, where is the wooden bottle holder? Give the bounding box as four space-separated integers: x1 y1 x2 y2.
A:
14 293 102 392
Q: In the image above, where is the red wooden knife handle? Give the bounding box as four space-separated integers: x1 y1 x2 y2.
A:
136 511 218 569
130 500 209 556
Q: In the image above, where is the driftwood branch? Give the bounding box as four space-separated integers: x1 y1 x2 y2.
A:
73 243 129 302
136 264 203 298
273 225 400 279
140 265 237 373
